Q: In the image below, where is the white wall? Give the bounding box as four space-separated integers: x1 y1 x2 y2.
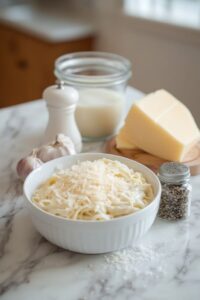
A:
94 12 200 125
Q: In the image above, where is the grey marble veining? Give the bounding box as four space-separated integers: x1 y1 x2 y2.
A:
0 88 200 300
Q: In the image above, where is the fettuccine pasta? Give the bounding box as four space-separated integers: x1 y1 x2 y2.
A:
32 158 154 220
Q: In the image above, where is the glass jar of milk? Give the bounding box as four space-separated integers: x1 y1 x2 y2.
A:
55 52 132 141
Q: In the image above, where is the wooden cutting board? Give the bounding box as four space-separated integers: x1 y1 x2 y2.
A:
105 137 200 176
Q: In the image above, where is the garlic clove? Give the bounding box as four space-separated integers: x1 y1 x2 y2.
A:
37 134 76 162
37 145 59 162
55 133 76 155
17 155 43 180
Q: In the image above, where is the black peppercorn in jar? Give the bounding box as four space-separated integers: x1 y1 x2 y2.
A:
158 162 192 220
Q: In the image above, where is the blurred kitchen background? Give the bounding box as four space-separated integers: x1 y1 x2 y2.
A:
0 0 200 123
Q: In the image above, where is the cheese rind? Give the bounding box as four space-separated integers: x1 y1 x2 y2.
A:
116 90 200 161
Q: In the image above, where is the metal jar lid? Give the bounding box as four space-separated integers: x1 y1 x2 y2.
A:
158 162 190 184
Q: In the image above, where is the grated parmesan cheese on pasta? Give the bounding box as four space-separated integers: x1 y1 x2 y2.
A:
32 158 154 220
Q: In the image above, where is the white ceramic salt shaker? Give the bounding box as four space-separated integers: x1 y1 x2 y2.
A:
43 81 82 152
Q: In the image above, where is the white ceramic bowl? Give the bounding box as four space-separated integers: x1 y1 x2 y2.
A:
24 153 161 254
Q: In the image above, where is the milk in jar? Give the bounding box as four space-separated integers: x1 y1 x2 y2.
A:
75 88 124 139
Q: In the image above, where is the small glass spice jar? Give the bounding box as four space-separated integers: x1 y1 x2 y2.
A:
158 162 192 220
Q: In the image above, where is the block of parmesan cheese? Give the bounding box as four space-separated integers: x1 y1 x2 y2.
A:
116 90 200 161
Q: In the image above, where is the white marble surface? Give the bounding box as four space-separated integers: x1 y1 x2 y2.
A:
0 87 200 300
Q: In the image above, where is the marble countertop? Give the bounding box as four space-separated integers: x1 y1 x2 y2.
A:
0 87 200 300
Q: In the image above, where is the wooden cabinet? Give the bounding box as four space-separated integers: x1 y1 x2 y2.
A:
0 24 95 107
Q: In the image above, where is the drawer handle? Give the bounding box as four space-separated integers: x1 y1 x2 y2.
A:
16 60 29 70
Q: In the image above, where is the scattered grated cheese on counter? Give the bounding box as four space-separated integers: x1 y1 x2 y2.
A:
103 245 165 279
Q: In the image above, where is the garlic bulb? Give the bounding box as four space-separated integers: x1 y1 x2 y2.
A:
56 133 76 155
37 134 76 162
36 145 59 163
16 134 75 180
17 154 43 180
